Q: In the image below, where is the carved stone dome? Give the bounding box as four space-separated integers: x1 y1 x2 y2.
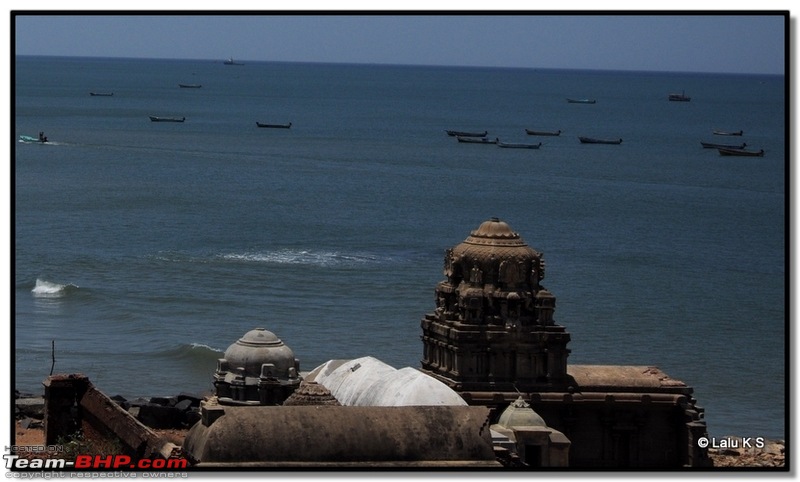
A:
463 218 528 247
223 328 297 379
447 217 544 288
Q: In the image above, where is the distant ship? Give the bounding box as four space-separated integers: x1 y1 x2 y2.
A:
224 57 244 66
668 91 691 102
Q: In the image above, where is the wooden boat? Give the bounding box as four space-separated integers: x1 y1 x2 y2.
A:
718 147 764 157
446 129 487 137
579 136 622 145
456 136 497 144
224 57 244 65
701 141 746 149
496 139 542 149
256 122 292 129
149 116 185 122
668 92 691 101
525 129 561 136
567 98 596 104
89 92 114 96
713 130 743 136
179 83 202 88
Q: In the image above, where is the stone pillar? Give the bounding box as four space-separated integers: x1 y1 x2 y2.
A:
686 421 713 467
43 374 91 445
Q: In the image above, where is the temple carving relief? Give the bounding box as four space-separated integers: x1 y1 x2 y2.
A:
421 218 570 391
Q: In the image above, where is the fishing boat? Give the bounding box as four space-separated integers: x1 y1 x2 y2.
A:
668 91 691 101
179 83 202 88
256 122 292 129
579 136 622 145
701 141 746 149
525 129 561 136
224 57 244 65
567 98 596 104
713 130 743 136
496 139 542 149
149 116 186 122
456 136 497 144
89 92 114 96
446 129 488 137
718 147 764 157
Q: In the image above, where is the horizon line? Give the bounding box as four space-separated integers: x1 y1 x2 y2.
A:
13 53 785 77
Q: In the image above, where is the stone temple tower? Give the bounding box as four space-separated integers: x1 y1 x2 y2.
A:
420 218 571 393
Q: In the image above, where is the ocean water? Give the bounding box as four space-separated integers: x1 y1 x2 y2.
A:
13 56 786 440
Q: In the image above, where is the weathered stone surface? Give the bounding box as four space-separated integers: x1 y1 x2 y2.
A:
44 374 91 445
110 394 130 410
283 381 340 406
149 396 176 406
177 392 203 406
15 397 45 419
137 403 184 429
567 365 692 393
184 408 201 426
709 439 786 468
19 417 42 430
130 394 207 429
79 385 173 458
184 405 498 467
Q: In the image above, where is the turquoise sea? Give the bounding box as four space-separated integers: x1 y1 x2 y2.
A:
13 56 786 439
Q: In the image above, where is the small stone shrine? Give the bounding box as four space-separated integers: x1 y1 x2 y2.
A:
213 328 301 405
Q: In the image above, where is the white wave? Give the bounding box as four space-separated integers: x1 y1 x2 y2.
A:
150 251 194 263
219 249 385 267
18 139 62 145
189 342 224 353
149 248 400 267
31 278 77 297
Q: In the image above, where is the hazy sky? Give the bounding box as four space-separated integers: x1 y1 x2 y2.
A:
12 13 787 75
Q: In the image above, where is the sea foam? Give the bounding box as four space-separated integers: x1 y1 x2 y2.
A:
31 278 77 297
219 249 384 267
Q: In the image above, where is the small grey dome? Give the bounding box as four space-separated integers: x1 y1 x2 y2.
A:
496 396 547 428
223 328 297 379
